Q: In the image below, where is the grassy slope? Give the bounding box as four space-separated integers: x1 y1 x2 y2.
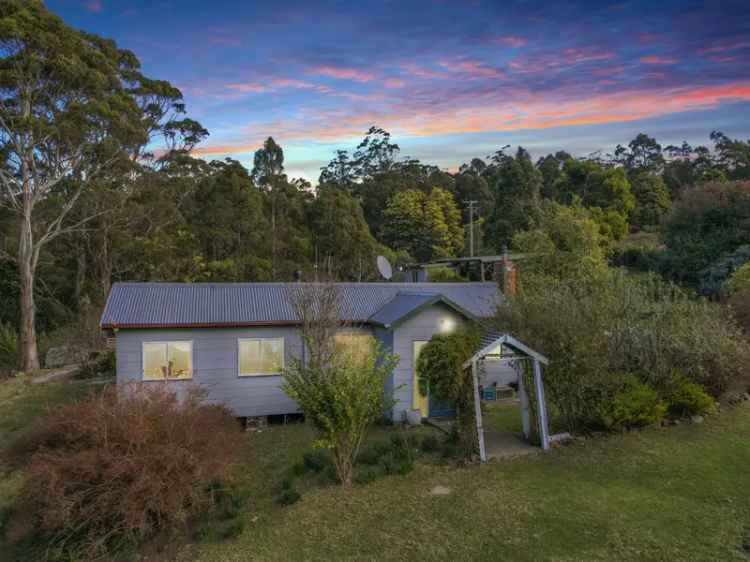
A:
1 380 749 562
184 405 750 562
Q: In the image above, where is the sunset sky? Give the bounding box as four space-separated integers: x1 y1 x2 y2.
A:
50 0 750 181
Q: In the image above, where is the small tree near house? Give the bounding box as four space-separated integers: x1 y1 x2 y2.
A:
282 283 398 486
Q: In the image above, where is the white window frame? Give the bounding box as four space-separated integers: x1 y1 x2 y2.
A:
142 340 194 381
237 337 285 377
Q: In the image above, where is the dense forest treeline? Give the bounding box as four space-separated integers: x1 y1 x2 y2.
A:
1 1 750 370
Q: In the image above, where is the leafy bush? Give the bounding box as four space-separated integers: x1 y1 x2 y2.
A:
420 434 441 453
595 375 666 430
74 349 116 380
416 327 481 459
727 291 750 334
194 484 249 542
724 261 750 296
9 384 244 560
497 271 750 431
354 464 387 484
276 487 301 506
663 371 715 417
302 449 331 473
283 338 397 486
354 433 416 482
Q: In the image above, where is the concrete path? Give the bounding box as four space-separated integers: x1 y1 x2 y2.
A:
484 429 538 459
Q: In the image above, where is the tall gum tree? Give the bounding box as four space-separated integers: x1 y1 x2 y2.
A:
0 1 204 370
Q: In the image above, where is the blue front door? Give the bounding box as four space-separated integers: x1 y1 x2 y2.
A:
428 394 456 418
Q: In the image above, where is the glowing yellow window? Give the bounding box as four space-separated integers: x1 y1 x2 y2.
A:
334 332 375 363
142 341 193 380
238 338 284 376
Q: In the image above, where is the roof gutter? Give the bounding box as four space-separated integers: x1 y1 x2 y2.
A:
101 319 372 330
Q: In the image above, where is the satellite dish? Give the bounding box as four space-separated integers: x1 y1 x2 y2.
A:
376 255 393 280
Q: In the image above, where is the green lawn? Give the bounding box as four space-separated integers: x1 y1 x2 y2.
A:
2 379 750 561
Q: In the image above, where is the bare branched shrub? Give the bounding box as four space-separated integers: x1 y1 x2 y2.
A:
9 384 243 559
287 283 342 370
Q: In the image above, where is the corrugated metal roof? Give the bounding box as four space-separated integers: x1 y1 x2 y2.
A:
368 292 478 328
368 293 436 327
100 282 502 329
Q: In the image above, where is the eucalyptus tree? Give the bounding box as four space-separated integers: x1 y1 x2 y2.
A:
0 1 204 370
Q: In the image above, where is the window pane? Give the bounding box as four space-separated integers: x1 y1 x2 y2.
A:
143 343 167 380
335 333 374 363
239 340 262 375
261 339 283 373
168 342 192 379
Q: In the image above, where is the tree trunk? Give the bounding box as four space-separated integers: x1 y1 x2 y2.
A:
18 215 40 372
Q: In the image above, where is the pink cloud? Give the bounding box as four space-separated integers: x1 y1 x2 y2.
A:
193 81 750 155
509 48 615 74
494 35 527 48
698 41 750 55
309 65 375 82
226 83 270 93
707 55 739 64
438 59 505 79
640 55 677 64
591 65 625 77
84 0 102 13
225 78 332 96
400 62 447 79
563 48 614 64
383 77 405 88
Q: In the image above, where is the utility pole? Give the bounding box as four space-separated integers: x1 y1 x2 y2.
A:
465 200 478 257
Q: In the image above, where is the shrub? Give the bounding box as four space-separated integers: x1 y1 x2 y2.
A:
194 484 249 542
276 487 301 506
283 340 397 486
10 384 244 560
724 261 750 296
595 375 666 430
727 290 750 334
302 449 331 473
497 271 750 431
416 327 481 460
420 434 441 453
74 349 116 380
663 371 715 417
282 283 398 486
354 464 386 485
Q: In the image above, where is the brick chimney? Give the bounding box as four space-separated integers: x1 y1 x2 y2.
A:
493 247 517 296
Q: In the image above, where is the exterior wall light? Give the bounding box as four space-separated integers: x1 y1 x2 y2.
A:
440 317 456 333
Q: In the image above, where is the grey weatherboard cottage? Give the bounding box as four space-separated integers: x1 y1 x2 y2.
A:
100 282 514 421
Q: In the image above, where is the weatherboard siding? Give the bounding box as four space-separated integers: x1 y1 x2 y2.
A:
114 307 507 419
391 303 466 421
116 327 304 417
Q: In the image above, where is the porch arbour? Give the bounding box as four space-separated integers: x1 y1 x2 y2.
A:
463 333 551 462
